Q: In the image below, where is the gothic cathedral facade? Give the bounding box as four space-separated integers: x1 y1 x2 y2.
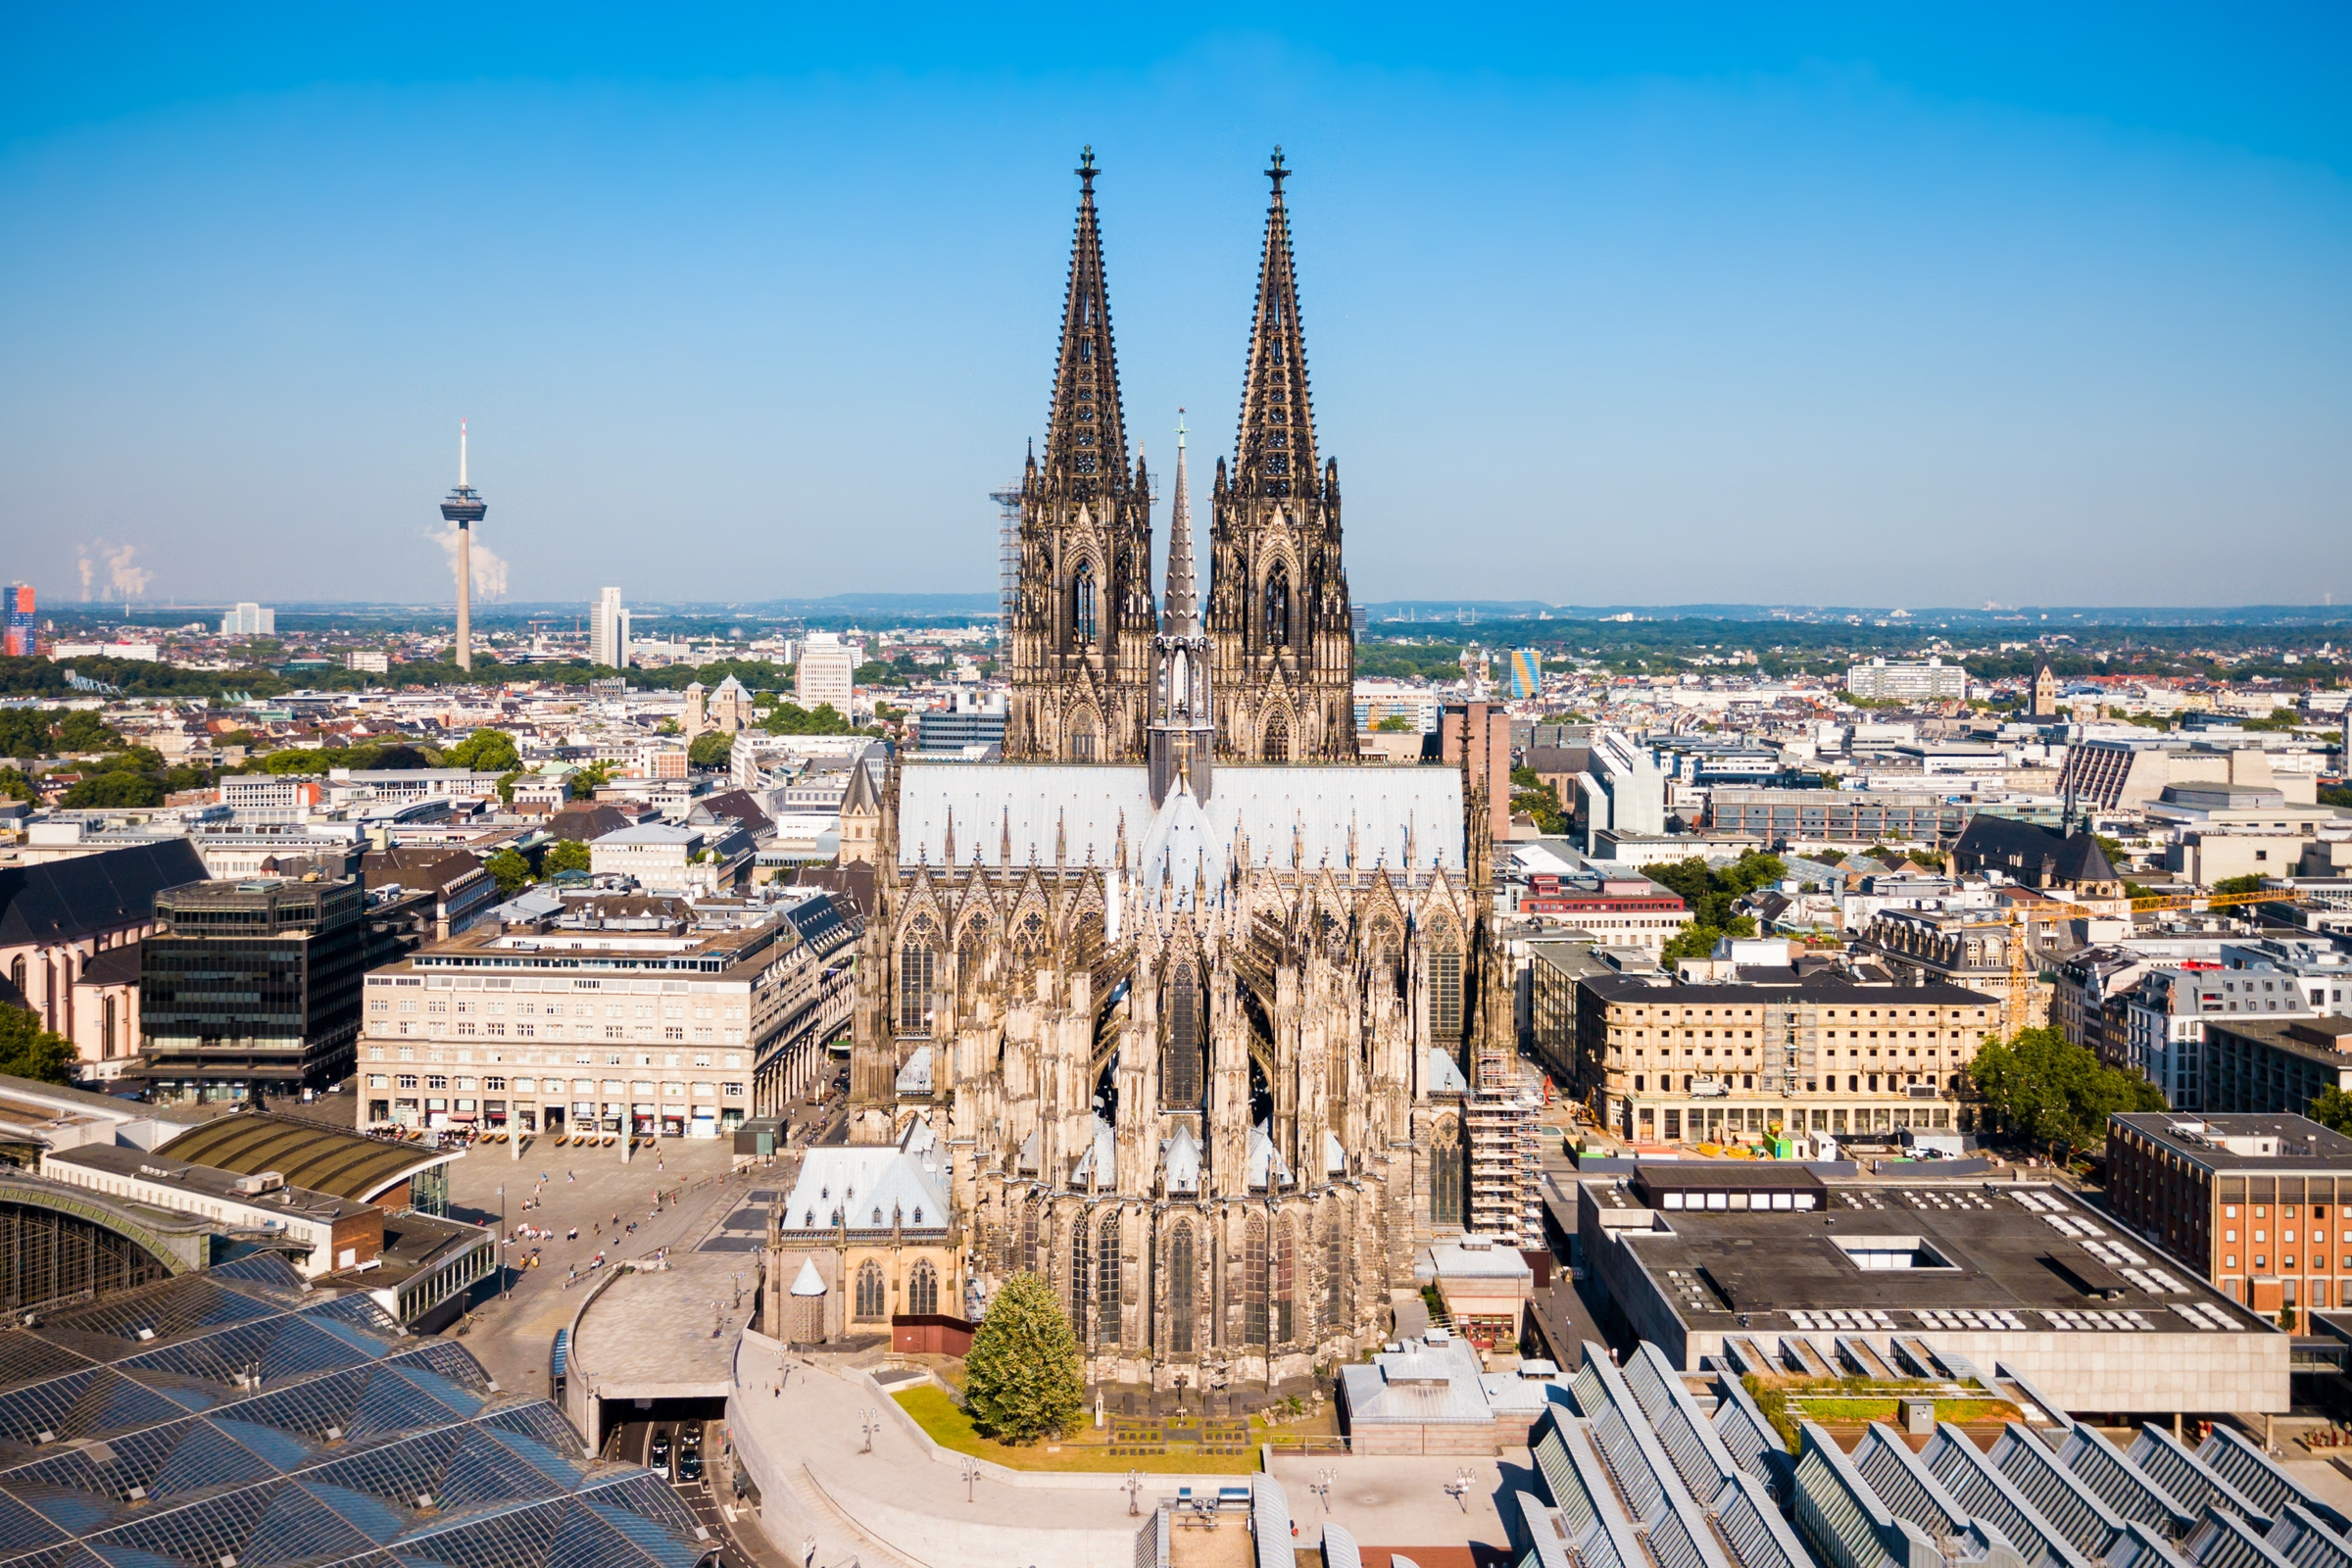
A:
789 154 1505 1394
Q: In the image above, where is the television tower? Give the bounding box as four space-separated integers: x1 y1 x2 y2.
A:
440 420 487 671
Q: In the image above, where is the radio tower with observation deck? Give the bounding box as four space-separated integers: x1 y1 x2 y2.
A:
440 420 487 672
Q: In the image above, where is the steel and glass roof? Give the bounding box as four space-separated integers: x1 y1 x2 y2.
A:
0 1253 712 1568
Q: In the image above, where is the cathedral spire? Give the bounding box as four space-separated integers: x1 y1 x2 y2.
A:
1233 147 1316 502
1043 146 1129 501
1161 410 1198 638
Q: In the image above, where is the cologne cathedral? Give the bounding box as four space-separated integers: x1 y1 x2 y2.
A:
825 152 1506 1393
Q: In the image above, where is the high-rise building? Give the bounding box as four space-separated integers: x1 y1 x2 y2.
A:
439 423 486 672
3 584 33 658
1845 656 1967 702
589 587 630 669
220 603 275 637
1504 648 1541 700
796 633 855 711
138 875 372 1102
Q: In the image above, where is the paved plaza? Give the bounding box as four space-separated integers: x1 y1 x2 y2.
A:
433 1127 776 1396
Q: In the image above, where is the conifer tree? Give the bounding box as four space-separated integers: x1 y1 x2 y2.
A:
961 1270 1084 1443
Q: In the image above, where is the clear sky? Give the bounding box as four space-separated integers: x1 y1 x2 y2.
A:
3 4 2348 612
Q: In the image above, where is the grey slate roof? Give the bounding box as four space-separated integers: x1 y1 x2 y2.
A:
0 840 207 945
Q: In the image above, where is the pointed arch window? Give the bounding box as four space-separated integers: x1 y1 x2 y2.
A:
1261 710 1290 763
898 939 936 1036
1263 565 1290 648
1273 1218 1297 1345
1073 562 1098 647
907 1259 939 1317
1070 1214 1090 1332
1244 1215 1269 1346
1162 963 1202 1108
1431 941 1463 1040
1071 714 1097 762
1431 1119 1465 1228
1168 1223 1196 1354
1324 1206 1346 1330
855 1261 886 1321
1098 1216 1122 1347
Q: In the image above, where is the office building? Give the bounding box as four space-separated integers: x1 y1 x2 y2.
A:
346 649 389 673
1577 1169 2286 1411
2200 1015 2352 1115
1575 973 2000 1145
796 631 856 710
1845 655 1967 702
1851 907 2050 1036
1519 874 1689 953
219 602 275 636
356 887 858 1136
2 583 31 657
1704 787 1969 846
137 875 371 1101
2108 1111 2352 1324
589 585 631 669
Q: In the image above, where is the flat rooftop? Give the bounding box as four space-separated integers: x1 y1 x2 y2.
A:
47 1143 371 1224
568 1250 744 1398
2112 1112 2352 1170
1590 1177 2269 1337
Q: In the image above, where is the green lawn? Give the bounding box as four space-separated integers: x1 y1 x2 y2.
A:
1794 1396 2021 1425
891 1385 1274 1474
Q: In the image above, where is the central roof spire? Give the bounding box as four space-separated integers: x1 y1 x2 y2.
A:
1162 409 1198 637
1233 146 1316 501
1043 145 1129 501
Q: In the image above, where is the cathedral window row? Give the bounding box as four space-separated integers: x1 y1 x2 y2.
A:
853 1257 940 1322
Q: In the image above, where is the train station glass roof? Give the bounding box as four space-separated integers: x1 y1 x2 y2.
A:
0 1253 713 1568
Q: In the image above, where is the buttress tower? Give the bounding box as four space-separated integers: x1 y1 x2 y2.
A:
1206 149 1355 762
1006 149 1156 762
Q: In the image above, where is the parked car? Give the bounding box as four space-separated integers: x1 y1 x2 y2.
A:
648 1433 671 1479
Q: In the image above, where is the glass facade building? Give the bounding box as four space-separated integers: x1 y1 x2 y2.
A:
139 877 369 1101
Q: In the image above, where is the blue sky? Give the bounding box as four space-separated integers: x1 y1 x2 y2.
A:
2 4 2347 611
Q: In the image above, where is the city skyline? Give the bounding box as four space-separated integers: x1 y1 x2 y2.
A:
2 7 2347 609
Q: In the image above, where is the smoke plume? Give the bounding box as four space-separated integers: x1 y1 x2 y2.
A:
76 549 94 601
428 522 510 600
105 544 152 601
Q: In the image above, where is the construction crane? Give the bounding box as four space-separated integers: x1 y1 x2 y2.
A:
1993 886 2303 1040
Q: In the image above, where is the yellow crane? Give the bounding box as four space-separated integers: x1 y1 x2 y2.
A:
1995 886 2301 1040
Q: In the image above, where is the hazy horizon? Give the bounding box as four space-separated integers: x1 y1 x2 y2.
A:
4 6 2348 610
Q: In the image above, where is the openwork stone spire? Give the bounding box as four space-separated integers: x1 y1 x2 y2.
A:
1161 411 1199 637
1043 146 1130 503
1233 147 1316 503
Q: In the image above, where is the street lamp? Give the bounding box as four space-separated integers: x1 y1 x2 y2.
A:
1446 1467 1476 1513
858 1407 879 1453
1312 1468 1336 1513
1124 1470 1143 1517
961 1456 981 1502
498 1186 509 1300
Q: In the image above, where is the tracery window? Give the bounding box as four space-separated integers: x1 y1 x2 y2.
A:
1071 713 1097 761
855 1260 885 1321
1273 1218 1297 1345
907 1259 939 1317
1162 963 1202 1107
1168 1223 1196 1353
1074 562 1098 646
898 940 936 1035
1098 1216 1122 1346
1244 1214 1269 1346
1070 1215 1090 1330
1023 1197 1041 1276
1431 943 1463 1040
1324 1207 1346 1329
1263 565 1290 648
1261 710 1290 762
1431 1118 1465 1228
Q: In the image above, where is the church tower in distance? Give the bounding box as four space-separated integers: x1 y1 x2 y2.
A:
1006 149 1156 762
1205 149 1355 762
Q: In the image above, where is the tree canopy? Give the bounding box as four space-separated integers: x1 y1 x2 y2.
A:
446 728 521 772
0 1006 77 1085
544 839 593 876
1967 1026 2165 1163
687 731 735 768
960 1270 1085 1444
1651 853 1787 964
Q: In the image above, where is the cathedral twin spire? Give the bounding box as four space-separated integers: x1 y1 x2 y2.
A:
1009 148 1354 766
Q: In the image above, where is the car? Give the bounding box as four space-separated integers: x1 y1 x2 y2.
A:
648 1434 671 1479
677 1430 704 1483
